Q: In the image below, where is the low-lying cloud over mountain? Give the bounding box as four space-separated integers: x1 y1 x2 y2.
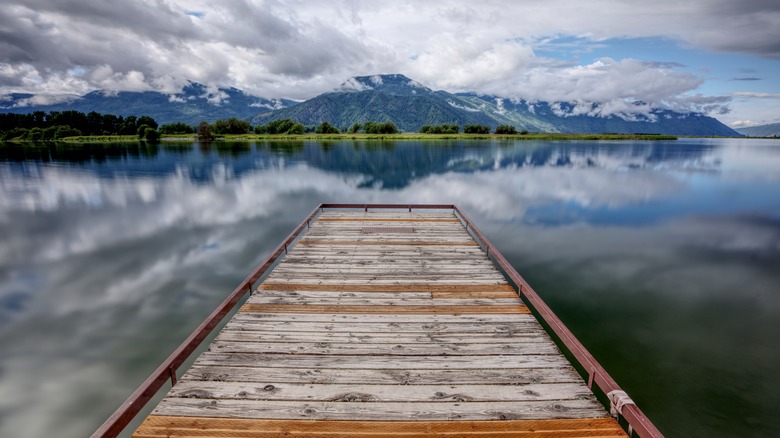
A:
251 74 739 136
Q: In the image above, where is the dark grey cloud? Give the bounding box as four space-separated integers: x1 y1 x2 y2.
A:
730 77 762 81
692 0 780 59
710 0 780 15
0 7 70 66
10 0 197 41
201 0 296 48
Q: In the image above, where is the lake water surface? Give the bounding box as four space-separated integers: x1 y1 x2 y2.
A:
0 138 778 437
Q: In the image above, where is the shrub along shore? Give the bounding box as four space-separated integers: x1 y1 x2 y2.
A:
3 132 680 143
2 111 678 143
49 132 678 143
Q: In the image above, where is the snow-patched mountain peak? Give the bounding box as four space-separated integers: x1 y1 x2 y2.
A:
336 74 433 95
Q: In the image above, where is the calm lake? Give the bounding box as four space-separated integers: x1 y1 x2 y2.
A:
0 138 778 437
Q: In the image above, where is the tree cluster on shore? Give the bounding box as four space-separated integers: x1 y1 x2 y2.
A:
0 110 160 142
251 119 398 137
464 124 491 134
420 124 459 134
2 111 532 143
193 118 401 140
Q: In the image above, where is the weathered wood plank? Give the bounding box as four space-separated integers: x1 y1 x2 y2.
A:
319 213 456 218
238 304 530 315
281 254 490 260
195 353 571 369
319 212 455 216
226 318 541 333
267 270 504 276
225 324 542 336
298 229 468 234
150 398 609 421
255 290 434 299
306 233 471 238
167 382 595 403
253 290 519 299
246 297 522 306
432 291 518 299
287 248 486 254
304 234 474 239
269 267 500 274
304 232 473 238
260 279 509 285
231 313 535 323
182 365 584 385
135 416 626 438
208 340 557 355
317 218 462 222
264 274 507 281
258 283 515 293
215 331 548 344
286 254 490 260
298 239 480 246
277 262 496 268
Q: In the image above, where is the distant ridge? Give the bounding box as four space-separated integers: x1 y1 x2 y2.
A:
0 82 296 126
252 74 740 136
734 123 780 137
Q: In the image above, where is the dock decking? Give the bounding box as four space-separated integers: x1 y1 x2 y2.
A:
133 210 626 437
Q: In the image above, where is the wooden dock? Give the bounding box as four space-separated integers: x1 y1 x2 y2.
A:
132 210 627 437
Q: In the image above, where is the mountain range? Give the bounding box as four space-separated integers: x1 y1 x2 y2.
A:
2 74 740 136
734 123 780 137
0 81 296 127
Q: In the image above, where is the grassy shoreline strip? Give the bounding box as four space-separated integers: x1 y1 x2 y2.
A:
25 133 684 143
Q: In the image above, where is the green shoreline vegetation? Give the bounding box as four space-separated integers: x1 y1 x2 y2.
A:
40 132 680 143
1 111 685 144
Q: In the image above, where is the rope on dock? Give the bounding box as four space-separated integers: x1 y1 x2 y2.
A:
607 390 636 435
607 389 635 416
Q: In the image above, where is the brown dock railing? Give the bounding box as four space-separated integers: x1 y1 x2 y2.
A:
93 203 662 437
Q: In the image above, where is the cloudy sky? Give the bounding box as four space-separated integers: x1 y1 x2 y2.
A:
1 0 779 127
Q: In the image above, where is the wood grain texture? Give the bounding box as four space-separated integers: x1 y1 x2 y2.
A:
226 318 542 333
230 313 537 323
182 366 585 385
214 331 548 344
298 239 480 246
166 382 595 402
317 218 462 222
252 290 518 299
150 398 610 421
238 304 531 315
193 353 572 369
135 416 627 437
208 340 556 355
258 283 516 293
246 297 522 306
